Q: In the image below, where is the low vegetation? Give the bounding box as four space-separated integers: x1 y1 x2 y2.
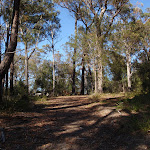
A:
117 93 150 133
89 92 150 134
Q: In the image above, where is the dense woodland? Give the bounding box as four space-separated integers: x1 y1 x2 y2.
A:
0 0 150 105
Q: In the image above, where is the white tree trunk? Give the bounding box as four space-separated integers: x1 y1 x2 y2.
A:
94 61 98 93
98 60 103 93
126 48 132 91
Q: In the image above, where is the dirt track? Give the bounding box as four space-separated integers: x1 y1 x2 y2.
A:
0 95 150 150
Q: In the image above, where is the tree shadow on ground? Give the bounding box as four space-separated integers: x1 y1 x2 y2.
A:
0 96 150 150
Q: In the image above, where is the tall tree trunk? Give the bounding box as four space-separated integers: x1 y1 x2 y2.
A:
0 11 2 101
81 27 89 95
52 30 55 96
80 57 85 95
94 62 98 93
25 42 29 93
0 0 20 77
126 48 131 91
84 69 87 94
88 65 93 94
0 0 20 102
72 13 77 95
95 18 103 94
10 59 14 95
97 59 103 93
5 23 10 94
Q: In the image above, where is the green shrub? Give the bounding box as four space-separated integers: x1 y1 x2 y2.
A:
89 93 102 101
0 81 33 112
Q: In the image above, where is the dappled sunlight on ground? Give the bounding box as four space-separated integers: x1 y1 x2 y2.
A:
0 95 150 150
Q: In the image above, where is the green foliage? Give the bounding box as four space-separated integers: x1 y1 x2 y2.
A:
33 58 73 96
108 51 126 81
55 62 72 96
18 0 60 44
137 61 150 93
13 80 28 96
122 115 150 133
34 60 53 93
0 81 34 112
132 73 143 93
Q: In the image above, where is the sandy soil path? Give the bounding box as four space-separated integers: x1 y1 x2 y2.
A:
0 95 150 150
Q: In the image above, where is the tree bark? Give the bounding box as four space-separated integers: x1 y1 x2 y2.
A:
10 59 14 95
97 42 103 94
97 60 103 93
52 30 55 96
94 62 98 93
72 13 77 95
0 10 2 101
5 23 10 94
88 65 93 94
95 17 103 94
0 0 20 102
126 48 132 91
81 26 89 95
84 69 87 94
25 42 29 93
0 0 20 77
80 56 85 95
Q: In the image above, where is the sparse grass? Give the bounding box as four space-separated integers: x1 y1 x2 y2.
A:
89 92 125 102
89 93 101 101
37 95 48 102
121 114 150 133
34 95 49 104
117 93 150 112
117 92 150 133
89 92 150 133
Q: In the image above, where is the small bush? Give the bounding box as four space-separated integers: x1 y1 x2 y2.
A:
0 81 33 112
89 93 102 101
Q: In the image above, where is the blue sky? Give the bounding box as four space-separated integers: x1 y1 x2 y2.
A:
38 0 150 61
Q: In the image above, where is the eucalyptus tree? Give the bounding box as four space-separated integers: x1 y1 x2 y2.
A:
43 11 61 96
133 8 150 92
56 0 95 95
18 0 60 92
112 8 145 91
78 6 93 95
139 8 150 62
76 26 92 94
56 0 82 95
57 0 130 94
1 0 14 94
0 0 20 102
80 0 130 93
